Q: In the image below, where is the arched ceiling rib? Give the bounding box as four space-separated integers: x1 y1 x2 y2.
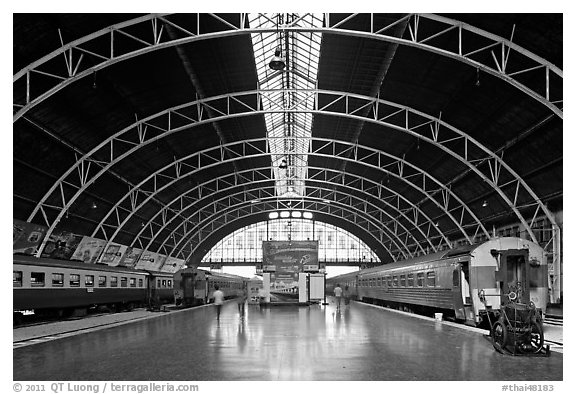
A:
14 13 562 122
24 91 552 257
13 13 562 266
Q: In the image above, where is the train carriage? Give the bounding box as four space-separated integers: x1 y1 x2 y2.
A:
173 267 248 307
13 255 150 320
327 237 548 327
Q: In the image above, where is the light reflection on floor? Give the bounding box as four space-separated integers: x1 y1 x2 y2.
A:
13 300 562 381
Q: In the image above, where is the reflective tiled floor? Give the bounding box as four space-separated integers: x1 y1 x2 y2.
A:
13 301 562 381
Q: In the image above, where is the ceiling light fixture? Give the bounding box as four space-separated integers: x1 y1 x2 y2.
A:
482 200 488 207
269 47 286 70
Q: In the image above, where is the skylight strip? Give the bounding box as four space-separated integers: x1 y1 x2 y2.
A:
249 13 323 198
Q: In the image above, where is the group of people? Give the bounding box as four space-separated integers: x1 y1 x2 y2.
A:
211 284 248 320
333 283 350 310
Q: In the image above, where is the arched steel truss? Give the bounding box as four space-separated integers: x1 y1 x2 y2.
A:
164 186 449 263
184 195 402 263
30 132 493 259
13 13 563 122
27 90 559 262
92 166 457 261
124 167 453 256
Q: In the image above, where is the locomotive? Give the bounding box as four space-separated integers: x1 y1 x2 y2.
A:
173 267 249 307
326 237 549 328
13 254 174 323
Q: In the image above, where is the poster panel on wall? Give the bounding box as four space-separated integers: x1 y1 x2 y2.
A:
135 251 160 271
13 219 48 255
160 257 185 273
40 229 84 260
262 240 319 292
99 243 129 266
119 247 142 268
71 236 107 264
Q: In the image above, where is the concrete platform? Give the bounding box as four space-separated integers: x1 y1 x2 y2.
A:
13 299 562 381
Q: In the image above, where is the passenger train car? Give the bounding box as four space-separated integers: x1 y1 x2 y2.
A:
326 237 548 327
173 267 249 307
13 254 173 323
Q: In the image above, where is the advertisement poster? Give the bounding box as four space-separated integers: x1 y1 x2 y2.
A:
135 251 161 271
160 257 185 273
262 240 319 292
40 229 84 260
119 247 142 268
13 219 47 255
99 243 130 266
71 236 107 264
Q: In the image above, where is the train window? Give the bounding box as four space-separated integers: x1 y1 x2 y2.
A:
400 275 406 287
111 276 118 287
392 276 398 287
387 276 392 287
426 272 436 287
416 273 424 287
157 279 162 288
85 275 94 287
31 272 46 287
452 271 459 287
13 271 23 287
52 273 64 287
130 278 136 287
168 280 172 287
120 277 128 287
99 276 107 287
138 279 143 287
407 274 414 287
377 277 383 286
69 274 80 287
162 279 167 287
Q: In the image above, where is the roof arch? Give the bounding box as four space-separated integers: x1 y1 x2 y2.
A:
13 13 562 268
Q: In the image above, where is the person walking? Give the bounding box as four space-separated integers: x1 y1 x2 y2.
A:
212 285 224 320
238 284 248 317
343 284 350 307
334 283 343 310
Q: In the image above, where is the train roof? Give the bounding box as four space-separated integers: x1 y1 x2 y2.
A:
13 254 150 275
176 267 251 280
357 243 477 274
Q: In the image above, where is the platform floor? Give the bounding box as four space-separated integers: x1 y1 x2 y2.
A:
13 300 562 381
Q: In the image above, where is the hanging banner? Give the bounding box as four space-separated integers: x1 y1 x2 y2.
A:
13 219 47 255
99 243 130 266
135 251 161 271
160 257 185 273
40 229 83 260
119 247 142 268
262 240 319 291
71 236 107 264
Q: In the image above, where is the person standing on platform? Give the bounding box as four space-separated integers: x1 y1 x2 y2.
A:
212 285 224 320
343 284 350 307
334 283 343 310
238 284 248 317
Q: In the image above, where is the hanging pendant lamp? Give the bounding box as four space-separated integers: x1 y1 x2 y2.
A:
269 47 286 70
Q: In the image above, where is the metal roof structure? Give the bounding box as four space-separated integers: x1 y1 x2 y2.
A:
13 13 562 269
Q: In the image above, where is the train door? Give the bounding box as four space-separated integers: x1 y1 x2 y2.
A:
451 264 466 321
181 272 196 306
196 277 209 304
498 249 529 304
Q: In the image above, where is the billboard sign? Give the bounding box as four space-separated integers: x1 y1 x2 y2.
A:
71 236 107 264
262 240 319 291
40 229 83 260
13 219 47 255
